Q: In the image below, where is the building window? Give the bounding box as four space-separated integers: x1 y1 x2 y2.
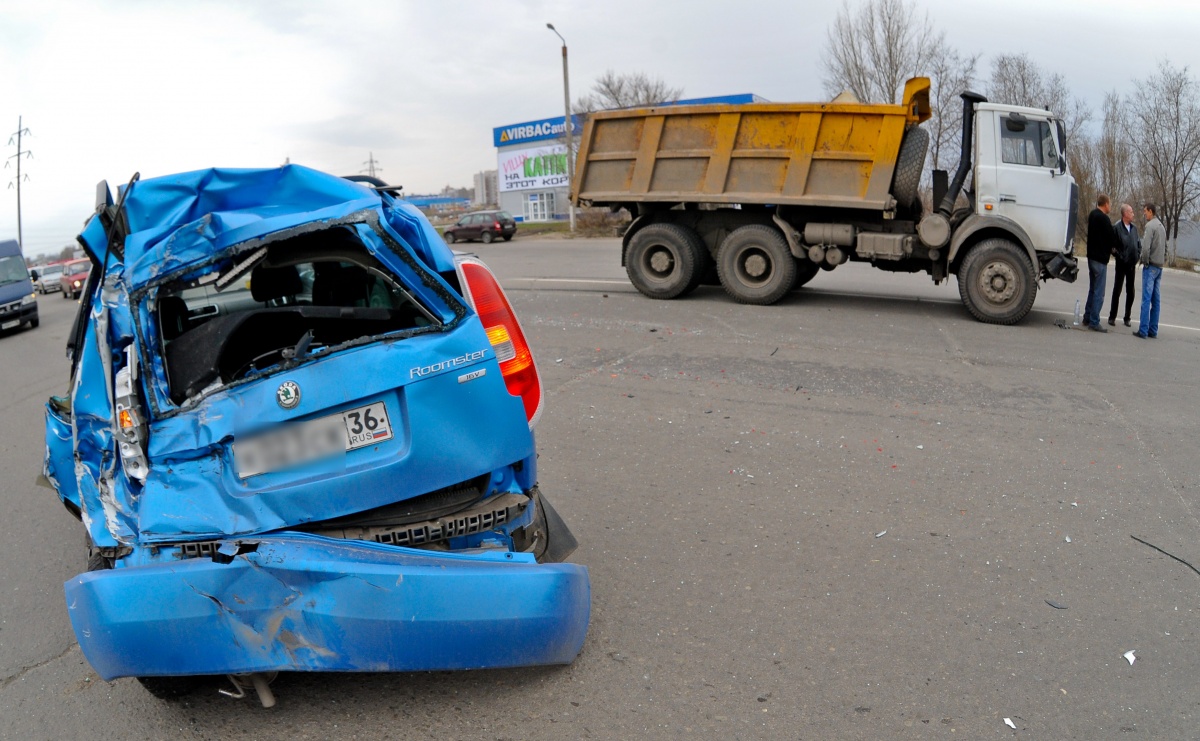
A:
524 192 556 222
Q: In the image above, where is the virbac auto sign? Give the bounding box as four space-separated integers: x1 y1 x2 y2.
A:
493 115 582 147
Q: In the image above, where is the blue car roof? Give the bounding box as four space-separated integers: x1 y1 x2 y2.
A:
106 165 454 289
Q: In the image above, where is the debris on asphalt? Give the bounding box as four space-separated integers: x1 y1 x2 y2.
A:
1004 717 1017 729
917 445 924 450
1065 535 1072 543
770 347 778 356
1131 535 1200 577
1045 600 1068 610
875 530 887 538
1124 650 1137 665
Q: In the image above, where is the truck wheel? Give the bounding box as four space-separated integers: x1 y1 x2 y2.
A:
794 258 820 289
625 223 703 299
957 238 1037 324
682 242 714 296
891 126 928 210
717 225 796 305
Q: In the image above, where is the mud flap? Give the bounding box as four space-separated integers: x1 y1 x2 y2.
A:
538 491 579 564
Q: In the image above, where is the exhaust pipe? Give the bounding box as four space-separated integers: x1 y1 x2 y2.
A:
937 90 988 218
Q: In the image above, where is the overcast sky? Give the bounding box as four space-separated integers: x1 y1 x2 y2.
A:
1 0 1196 259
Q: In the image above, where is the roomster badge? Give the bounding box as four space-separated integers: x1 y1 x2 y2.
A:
276 381 301 409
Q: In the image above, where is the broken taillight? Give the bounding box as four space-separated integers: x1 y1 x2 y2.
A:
455 257 543 427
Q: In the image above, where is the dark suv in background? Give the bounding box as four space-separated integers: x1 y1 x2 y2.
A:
444 210 517 244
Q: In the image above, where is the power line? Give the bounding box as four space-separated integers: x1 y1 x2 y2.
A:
6 116 32 253
361 152 382 179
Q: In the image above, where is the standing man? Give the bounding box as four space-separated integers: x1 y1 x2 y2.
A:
1108 203 1140 327
1134 203 1166 339
1084 194 1118 332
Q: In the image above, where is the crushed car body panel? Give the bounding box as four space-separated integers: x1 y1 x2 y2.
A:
67 533 590 680
44 165 589 679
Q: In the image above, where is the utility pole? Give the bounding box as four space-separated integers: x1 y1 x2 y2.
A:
362 152 382 179
6 117 32 252
546 23 576 232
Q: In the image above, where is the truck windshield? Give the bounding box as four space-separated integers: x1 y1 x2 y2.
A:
0 256 28 286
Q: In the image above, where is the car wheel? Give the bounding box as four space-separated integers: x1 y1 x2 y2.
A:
624 222 704 300
445 231 456 243
502 235 513 242
716 224 797 305
27 317 39 329
481 231 494 244
957 238 1037 324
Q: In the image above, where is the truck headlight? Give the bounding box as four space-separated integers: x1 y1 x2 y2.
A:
20 293 35 305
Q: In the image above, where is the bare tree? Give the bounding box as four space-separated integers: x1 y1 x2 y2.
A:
926 46 980 172
1127 60 1200 263
574 70 684 113
987 53 1090 136
1094 91 1138 207
821 0 940 104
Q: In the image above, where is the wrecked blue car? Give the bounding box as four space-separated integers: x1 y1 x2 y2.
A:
43 166 589 702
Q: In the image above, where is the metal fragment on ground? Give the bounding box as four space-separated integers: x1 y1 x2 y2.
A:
1045 599 1068 609
1124 650 1137 665
1004 717 1017 729
875 530 886 538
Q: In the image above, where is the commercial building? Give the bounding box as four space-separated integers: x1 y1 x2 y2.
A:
493 94 765 222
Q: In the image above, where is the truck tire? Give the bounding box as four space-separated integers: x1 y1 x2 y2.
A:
625 223 704 299
957 238 1038 325
794 257 820 289
891 126 928 210
682 243 714 296
716 225 797 305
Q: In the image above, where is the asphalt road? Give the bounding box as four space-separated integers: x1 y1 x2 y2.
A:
2 239 1199 739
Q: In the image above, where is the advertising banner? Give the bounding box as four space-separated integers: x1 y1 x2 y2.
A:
498 143 570 193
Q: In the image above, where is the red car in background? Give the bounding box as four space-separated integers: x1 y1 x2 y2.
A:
443 210 517 244
61 259 91 300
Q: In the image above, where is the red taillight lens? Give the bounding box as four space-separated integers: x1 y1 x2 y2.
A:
457 259 543 426
493 222 502 230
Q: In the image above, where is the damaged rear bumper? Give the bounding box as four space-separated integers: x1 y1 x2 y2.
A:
66 533 590 680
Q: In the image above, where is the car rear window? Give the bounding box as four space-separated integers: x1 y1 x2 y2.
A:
155 226 440 405
496 211 513 221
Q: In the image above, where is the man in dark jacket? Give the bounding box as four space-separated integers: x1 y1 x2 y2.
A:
1084 194 1118 332
1108 203 1140 327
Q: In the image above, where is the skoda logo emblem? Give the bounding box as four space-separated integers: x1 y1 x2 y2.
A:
276 381 301 409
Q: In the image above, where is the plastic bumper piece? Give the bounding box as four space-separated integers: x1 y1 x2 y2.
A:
65 533 590 680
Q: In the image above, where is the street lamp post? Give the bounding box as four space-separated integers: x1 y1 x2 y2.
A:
546 23 575 232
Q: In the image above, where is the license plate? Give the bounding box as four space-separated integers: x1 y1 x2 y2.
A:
1 320 18 330
234 402 393 479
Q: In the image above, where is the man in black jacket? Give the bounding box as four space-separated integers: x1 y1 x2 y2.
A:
1084 194 1118 332
1108 203 1139 327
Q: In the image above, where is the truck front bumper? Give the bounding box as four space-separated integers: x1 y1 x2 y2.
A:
1044 253 1079 283
65 533 590 680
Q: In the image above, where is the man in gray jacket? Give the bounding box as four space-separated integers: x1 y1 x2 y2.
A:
1134 203 1166 339
1109 203 1140 327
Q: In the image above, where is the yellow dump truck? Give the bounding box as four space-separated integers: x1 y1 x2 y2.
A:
572 78 1079 324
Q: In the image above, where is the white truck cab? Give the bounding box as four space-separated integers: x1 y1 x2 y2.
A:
973 103 1077 256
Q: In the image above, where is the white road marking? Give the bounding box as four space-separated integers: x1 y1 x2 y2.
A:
514 279 1200 333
